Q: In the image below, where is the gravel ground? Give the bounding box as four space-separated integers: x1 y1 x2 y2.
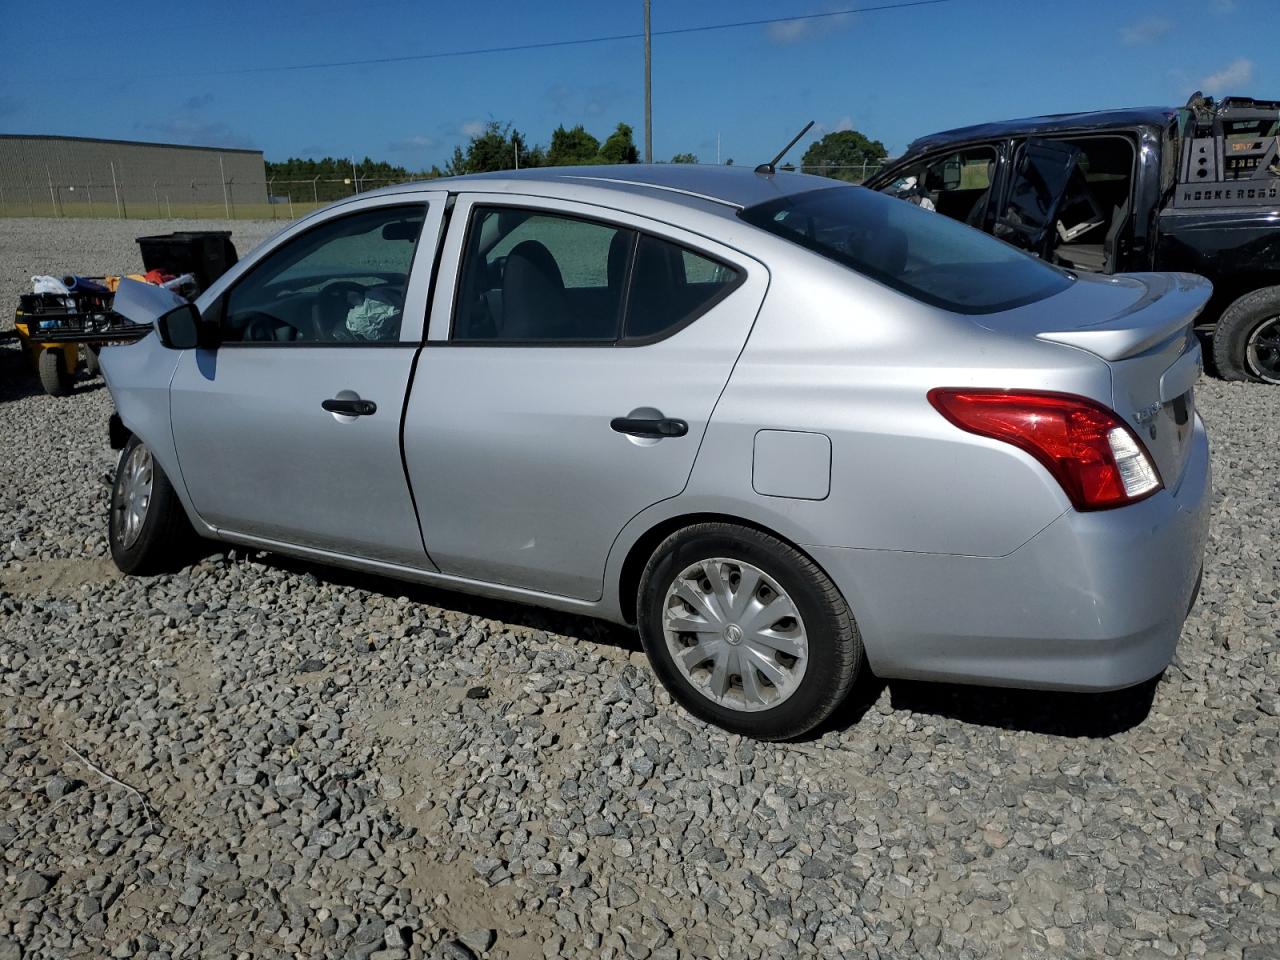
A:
1 217 1278 960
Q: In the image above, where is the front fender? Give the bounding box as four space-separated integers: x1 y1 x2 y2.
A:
99 335 210 535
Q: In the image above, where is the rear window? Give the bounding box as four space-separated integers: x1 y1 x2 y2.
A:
739 185 1071 314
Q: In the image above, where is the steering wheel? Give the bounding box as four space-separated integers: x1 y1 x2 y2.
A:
312 280 368 340
239 311 292 342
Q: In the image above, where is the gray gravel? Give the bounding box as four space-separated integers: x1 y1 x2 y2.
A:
2 217 1278 959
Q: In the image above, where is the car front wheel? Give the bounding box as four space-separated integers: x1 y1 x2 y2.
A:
637 522 863 741
109 436 195 575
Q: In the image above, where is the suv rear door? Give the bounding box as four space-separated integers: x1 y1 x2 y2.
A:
993 139 1082 258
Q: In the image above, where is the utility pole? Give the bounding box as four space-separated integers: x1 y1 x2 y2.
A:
219 156 230 219
643 0 652 163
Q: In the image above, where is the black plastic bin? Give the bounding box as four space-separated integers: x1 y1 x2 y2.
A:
135 231 238 292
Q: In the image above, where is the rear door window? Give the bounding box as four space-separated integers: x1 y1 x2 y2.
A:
623 236 741 341
452 205 742 343
453 209 632 341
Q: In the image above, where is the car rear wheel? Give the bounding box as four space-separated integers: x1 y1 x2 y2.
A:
109 436 195 575
37 348 74 396
1212 287 1280 384
637 522 862 740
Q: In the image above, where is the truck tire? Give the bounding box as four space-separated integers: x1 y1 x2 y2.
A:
37 348 74 396
108 435 195 575
1212 287 1280 384
83 345 101 378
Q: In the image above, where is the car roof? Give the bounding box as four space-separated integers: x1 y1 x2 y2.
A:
904 105 1180 155
358 164 839 214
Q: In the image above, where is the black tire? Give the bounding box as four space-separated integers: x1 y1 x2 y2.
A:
83 345 101 378
109 435 195 575
37 348 74 397
637 522 863 741
1211 286 1280 384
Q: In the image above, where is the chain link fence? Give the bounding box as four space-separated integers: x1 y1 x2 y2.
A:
0 175 431 221
0 164 890 221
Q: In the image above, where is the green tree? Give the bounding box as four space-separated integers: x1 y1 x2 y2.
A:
800 129 887 182
670 152 698 164
547 125 602 166
599 123 639 164
264 156 429 203
445 122 533 175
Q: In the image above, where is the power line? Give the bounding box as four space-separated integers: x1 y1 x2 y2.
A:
22 0 952 85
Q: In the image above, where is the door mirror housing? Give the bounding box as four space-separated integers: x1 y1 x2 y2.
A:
155 303 217 350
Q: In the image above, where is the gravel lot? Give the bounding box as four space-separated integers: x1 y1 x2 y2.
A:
1 217 1278 960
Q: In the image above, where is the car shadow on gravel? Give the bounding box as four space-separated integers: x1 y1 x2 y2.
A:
877 675 1160 738
214 548 1160 740
798 668 1160 742
247 551 644 654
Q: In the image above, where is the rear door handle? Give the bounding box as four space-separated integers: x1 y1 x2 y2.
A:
610 416 688 438
322 398 377 417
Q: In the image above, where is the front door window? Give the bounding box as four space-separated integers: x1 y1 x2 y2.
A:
221 206 425 344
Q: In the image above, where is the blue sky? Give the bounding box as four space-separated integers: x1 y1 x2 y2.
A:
0 0 1273 168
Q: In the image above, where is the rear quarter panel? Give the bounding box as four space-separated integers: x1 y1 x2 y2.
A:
605 251 1115 607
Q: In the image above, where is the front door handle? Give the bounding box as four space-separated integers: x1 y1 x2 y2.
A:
322 398 377 417
610 416 688 438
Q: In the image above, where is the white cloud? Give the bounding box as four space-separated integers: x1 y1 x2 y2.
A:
1200 58 1254 92
460 119 487 138
388 135 438 152
1120 16 1172 45
1211 0 1236 12
811 115 856 137
766 12 854 45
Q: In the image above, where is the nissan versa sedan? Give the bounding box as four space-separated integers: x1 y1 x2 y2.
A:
101 165 1211 740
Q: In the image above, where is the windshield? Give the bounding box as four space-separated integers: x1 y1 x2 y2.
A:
739 185 1072 314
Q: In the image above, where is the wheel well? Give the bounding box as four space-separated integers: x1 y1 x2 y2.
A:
1203 274 1280 326
616 512 829 625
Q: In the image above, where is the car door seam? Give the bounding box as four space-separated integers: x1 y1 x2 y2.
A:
397 196 454 571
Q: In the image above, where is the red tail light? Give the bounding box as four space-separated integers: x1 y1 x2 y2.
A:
927 388 1163 511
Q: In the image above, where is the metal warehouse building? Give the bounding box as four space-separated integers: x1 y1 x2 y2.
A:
0 135 266 217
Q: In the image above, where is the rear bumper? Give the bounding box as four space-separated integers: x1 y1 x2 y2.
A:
811 416 1211 691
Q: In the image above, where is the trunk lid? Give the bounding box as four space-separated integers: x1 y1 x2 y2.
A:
975 271 1212 487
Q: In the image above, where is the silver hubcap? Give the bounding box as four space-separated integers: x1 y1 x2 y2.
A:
114 444 153 549
1245 314 1280 384
661 558 808 713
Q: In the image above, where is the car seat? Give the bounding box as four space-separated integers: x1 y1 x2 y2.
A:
500 240 572 340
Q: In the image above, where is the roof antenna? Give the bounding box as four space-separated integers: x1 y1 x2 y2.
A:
755 121 814 175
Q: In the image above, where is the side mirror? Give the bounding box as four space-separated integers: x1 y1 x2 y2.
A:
155 303 216 350
941 156 963 191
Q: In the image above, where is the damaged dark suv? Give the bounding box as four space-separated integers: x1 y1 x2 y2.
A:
869 94 1280 383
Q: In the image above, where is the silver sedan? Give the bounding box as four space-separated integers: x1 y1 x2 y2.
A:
101 165 1211 740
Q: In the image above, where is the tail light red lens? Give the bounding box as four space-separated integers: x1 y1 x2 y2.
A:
927 388 1163 511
